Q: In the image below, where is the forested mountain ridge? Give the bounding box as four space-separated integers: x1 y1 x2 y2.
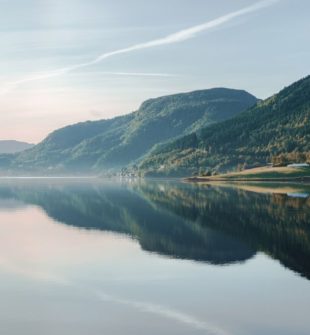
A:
1 88 257 174
140 75 310 176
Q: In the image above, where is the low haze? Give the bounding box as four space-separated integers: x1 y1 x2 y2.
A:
0 0 309 142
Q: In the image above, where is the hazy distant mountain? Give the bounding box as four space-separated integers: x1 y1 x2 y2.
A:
140 75 310 176
5 88 257 174
0 140 34 154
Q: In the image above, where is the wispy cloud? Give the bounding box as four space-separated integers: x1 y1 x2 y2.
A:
0 71 175 95
0 0 279 95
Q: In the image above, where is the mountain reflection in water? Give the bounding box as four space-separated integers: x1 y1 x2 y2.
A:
0 180 309 279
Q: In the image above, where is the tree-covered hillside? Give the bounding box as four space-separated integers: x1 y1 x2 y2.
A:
2 88 257 174
140 75 310 176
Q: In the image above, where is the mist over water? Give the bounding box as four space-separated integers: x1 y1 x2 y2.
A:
0 179 309 335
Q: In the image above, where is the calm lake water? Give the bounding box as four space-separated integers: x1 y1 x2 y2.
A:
0 179 309 335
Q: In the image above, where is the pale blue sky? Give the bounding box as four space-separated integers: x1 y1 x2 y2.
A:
0 0 309 142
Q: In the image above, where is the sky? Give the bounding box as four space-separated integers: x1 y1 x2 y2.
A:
0 0 309 143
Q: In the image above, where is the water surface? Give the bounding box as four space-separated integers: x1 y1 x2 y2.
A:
0 180 309 335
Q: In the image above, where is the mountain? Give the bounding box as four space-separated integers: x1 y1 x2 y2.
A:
0 140 34 154
140 75 310 176
3 88 257 174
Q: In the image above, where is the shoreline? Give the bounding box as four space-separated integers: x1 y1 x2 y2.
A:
185 176 310 183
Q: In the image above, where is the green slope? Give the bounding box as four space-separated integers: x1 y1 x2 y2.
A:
140 75 310 176
3 88 257 174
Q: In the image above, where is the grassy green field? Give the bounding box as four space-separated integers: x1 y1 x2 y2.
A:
216 166 310 179
188 166 310 182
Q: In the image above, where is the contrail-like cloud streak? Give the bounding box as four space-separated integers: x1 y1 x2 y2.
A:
0 0 279 95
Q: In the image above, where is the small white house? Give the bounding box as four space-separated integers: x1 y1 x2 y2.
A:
287 163 309 168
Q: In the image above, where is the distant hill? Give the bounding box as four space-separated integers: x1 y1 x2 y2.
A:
140 75 310 176
4 88 257 174
0 140 34 154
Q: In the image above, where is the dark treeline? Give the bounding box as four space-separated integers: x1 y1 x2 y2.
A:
272 151 310 166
